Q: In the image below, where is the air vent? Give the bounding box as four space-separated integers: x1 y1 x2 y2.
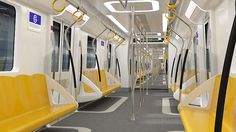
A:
133 38 164 43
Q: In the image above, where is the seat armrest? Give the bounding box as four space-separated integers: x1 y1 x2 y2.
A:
179 74 218 109
45 75 78 106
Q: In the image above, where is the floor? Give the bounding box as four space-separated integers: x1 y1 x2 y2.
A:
41 70 184 132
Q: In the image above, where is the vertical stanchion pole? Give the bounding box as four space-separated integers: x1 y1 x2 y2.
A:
130 6 136 121
146 35 149 95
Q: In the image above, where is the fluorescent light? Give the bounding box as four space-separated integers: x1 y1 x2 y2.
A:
185 1 198 19
162 13 168 32
83 15 90 22
104 0 159 13
66 5 77 14
175 35 180 40
113 35 119 40
157 33 162 36
66 5 83 18
79 14 90 27
107 15 128 33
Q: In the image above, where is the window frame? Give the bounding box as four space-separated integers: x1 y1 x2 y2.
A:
0 1 16 72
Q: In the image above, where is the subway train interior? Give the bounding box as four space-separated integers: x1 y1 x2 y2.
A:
0 0 236 131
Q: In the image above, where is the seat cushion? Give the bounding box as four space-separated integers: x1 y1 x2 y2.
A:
0 104 76 132
179 106 215 132
102 83 121 96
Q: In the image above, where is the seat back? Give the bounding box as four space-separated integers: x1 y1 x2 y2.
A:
209 75 221 112
208 75 236 130
0 74 50 121
222 76 236 129
83 70 107 92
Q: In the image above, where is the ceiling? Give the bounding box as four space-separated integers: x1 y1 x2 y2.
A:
85 0 166 34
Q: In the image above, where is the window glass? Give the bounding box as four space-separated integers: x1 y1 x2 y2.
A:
107 44 112 70
87 36 97 68
62 26 71 71
51 21 61 72
0 1 15 71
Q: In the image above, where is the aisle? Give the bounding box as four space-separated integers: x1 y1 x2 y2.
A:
46 89 184 132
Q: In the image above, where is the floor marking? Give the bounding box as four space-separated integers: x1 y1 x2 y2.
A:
47 125 91 132
162 97 179 116
77 96 128 114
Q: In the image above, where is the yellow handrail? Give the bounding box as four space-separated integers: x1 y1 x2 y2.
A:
164 8 177 20
107 31 116 40
118 38 126 45
72 10 85 23
52 0 66 13
164 0 180 9
113 35 119 42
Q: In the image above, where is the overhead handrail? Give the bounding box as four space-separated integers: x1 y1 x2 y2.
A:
52 0 66 13
214 13 236 132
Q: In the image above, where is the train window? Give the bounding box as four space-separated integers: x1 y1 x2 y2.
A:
87 36 97 68
51 21 61 72
62 26 71 71
0 2 16 71
107 44 112 71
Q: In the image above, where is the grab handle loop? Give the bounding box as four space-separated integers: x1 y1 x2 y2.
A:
52 0 66 13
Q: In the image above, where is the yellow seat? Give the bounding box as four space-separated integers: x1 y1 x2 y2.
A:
0 74 77 132
83 70 121 96
179 75 236 132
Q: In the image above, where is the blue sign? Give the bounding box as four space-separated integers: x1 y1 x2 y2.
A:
29 12 41 25
101 41 105 47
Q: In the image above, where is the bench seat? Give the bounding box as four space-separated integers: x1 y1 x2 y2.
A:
83 70 121 96
0 104 76 132
0 74 77 132
178 75 236 132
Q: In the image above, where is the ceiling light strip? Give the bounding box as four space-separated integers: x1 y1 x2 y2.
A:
107 15 129 33
104 0 159 13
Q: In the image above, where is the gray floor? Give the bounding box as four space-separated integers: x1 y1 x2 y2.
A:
146 70 168 90
78 97 122 112
44 71 184 132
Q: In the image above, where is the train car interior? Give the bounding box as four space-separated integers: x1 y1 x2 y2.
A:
0 0 236 131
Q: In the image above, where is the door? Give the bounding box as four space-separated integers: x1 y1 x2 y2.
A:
51 21 72 92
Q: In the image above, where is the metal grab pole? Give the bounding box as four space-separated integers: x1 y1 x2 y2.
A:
115 42 122 81
174 15 193 102
169 41 178 84
130 6 136 121
169 29 185 92
92 28 108 90
78 41 83 95
167 13 193 101
64 17 83 101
